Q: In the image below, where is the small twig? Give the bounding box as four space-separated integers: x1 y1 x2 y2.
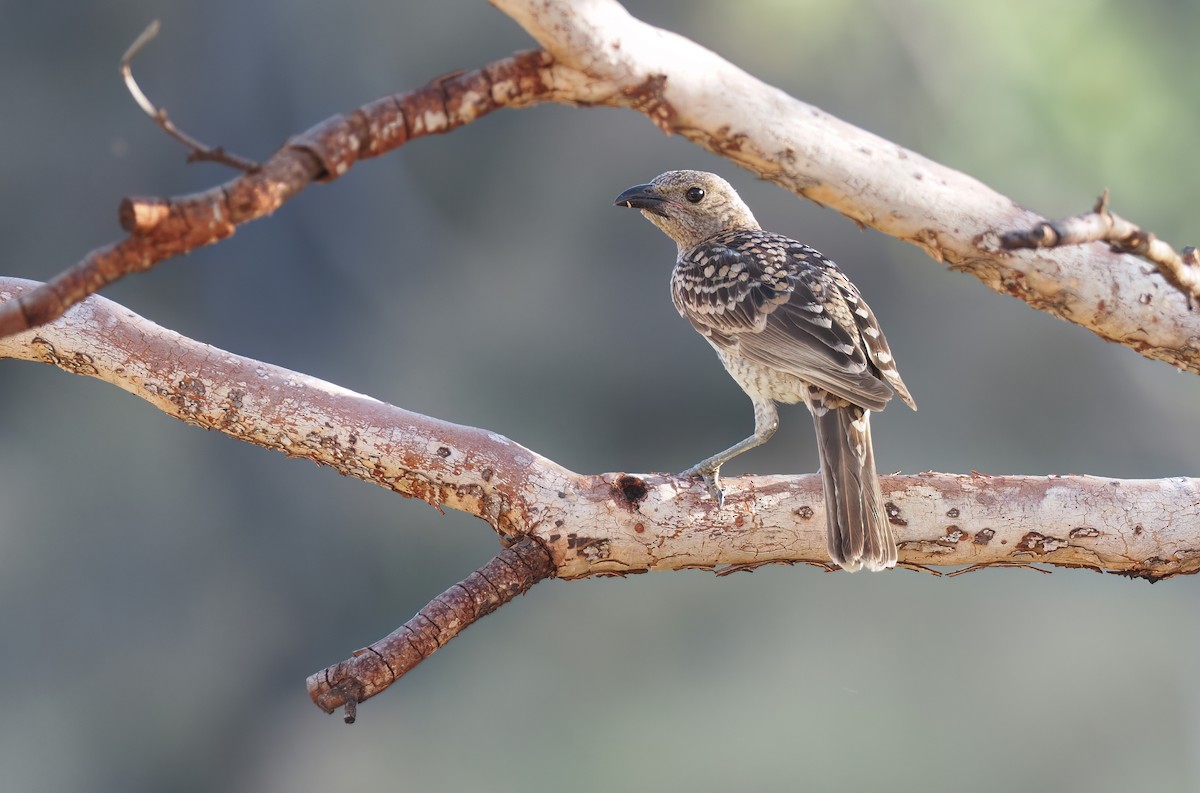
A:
120 20 260 172
307 537 555 721
0 49 556 340
1000 190 1200 309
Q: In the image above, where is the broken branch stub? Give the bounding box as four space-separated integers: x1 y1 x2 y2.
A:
307 538 555 722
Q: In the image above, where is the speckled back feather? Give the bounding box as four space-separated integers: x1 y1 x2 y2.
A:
672 229 916 413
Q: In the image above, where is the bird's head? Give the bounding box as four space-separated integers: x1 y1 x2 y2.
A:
614 170 760 251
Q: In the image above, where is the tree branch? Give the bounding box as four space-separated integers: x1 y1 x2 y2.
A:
120 20 259 171
2 277 1196 584
0 48 558 338
308 537 555 722
1001 191 1200 309
488 0 1200 375
5 2 1197 379
4 4 1199 719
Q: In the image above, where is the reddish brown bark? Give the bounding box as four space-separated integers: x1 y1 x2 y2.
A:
0 49 557 339
307 538 554 722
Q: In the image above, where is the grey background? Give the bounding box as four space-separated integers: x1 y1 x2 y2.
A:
1 1 1198 791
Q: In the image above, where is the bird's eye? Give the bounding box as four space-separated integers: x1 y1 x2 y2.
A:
685 186 705 203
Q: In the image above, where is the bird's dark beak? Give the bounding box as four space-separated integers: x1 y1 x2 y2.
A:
614 183 669 217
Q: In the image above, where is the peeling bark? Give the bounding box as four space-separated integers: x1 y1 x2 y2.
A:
2 1 1197 376
3 2 1198 719
3 278 1195 583
495 0 1200 374
1002 192 1200 309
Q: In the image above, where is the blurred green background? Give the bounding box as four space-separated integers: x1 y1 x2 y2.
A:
2 1 1199 791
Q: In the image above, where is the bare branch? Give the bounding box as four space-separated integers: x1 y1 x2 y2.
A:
309 537 554 722
119 20 259 171
1001 191 1200 309
2 277 1196 584
3 1 1194 726
118 20 161 116
0 49 556 339
10 2 1200 379
490 0 1200 376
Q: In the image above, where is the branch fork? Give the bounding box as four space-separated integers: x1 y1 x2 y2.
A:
1001 190 1200 309
2 278 1197 720
3 1 1200 722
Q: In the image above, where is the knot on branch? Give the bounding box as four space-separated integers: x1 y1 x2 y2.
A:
1001 190 1200 309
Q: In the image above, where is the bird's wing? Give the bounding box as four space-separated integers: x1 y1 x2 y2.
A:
672 231 914 411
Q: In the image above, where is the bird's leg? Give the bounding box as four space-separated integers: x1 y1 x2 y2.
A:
680 399 779 506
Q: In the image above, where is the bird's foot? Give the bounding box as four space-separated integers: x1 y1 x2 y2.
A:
680 463 724 508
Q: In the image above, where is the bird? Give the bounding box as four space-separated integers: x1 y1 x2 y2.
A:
614 170 916 572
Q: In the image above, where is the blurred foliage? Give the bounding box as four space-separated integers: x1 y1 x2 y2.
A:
0 2 1197 792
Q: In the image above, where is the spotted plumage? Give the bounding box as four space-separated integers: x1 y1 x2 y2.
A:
615 170 916 572
672 229 915 413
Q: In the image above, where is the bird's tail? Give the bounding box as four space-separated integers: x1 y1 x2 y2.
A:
811 404 897 572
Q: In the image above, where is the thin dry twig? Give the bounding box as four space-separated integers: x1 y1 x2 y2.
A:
120 20 260 172
1001 191 1200 309
0 48 557 340
308 538 555 722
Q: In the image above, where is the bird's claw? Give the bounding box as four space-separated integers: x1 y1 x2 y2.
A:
680 465 725 508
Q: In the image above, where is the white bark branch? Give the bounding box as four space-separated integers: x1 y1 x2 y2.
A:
3 277 1195 580
1001 191 1200 309
492 0 1200 375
